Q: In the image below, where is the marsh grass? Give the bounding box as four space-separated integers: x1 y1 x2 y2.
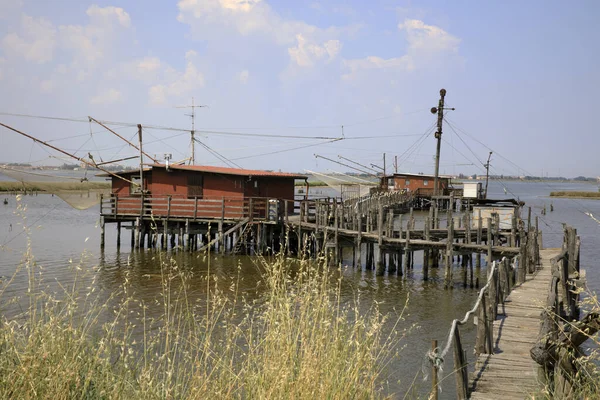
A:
0 181 110 193
549 191 600 199
0 197 409 398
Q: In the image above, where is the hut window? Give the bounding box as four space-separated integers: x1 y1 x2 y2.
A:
387 178 394 186
423 180 429 186
188 174 203 198
131 176 142 194
405 179 410 186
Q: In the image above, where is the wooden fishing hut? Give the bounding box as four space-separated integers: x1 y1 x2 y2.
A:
380 172 461 209
99 163 308 253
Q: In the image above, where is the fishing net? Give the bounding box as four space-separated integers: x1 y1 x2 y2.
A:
0 165 110 210
304 169 377 200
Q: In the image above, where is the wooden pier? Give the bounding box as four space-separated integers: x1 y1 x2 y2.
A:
429 225 584 399
469 248 557 399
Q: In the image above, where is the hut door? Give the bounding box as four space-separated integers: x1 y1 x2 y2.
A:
188 174 203 198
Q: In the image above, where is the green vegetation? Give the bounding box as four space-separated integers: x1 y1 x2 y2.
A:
0 200 408 399
549 191 600 199
0 181 110 193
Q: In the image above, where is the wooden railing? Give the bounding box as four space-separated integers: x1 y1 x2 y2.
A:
101 194 294 222
530 225 587 398
428 256 521 399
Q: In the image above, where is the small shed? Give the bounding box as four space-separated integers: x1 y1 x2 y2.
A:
471 200 522 230
463 182 482 199
381 173 451 195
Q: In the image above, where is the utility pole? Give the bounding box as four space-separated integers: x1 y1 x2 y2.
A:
138 124 144 193
484 151 493 199
431 89 455 196
176 97 207 165
383 153 386 178
394 155 398 174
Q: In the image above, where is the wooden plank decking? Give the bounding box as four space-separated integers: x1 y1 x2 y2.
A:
469 248 560 399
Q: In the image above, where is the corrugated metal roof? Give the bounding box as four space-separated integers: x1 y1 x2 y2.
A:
154 164 307 179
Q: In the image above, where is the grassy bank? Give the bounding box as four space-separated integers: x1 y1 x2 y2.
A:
0 181 110 193
0 209 408 398
549 191 600 199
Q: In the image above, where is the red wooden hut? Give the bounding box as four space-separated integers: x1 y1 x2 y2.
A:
102 164 307 221
380 172 451 196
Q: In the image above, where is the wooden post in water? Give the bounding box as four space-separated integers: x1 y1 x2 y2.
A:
377 201 384 275
134 217 140 249
431 339 439 400
116 221 121 248
444 212 454 288
423 217 430 280
356 211 362 269
403 224 410 275
130 221 135 248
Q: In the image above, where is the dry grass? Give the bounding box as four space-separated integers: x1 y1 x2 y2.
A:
0 197 409 399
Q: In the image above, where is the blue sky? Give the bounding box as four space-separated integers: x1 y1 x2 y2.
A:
0 0 598 178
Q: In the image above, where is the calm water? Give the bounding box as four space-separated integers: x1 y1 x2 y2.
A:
1 179 599 398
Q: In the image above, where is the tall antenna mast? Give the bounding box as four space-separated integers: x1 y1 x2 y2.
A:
176 97 208 165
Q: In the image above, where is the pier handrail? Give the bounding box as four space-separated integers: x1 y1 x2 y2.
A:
429 256 517 399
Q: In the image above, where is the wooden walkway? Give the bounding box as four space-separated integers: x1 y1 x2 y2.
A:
470 248 560 399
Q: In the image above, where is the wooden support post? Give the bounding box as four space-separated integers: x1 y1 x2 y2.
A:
100 216 105 249
130 221 135 248
162 221 167 250
377 201 384 275
134 217 140 249
431 340 439 400
403 224 410 275
453 326 468 400
487 218 493 267
445 215 454 288
518 239 527 284
218 220 224 254
511 212 517 247
116 221 121 248
424 217 430 281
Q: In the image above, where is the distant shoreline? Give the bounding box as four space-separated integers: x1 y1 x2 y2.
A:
0 181 110 193
549 191 600 199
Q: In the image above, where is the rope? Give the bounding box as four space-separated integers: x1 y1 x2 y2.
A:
427 256 518 370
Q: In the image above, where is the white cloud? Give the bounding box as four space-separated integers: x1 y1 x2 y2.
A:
238 69 249 84
2 14 57 63
90 88 123 104
399 19 460 54
86 5 131 28
148 51 205 105
288 34 341 67
342 55 413 80
137 56 161 73
59 5 133 68
177 0 352 68
342 18 460 80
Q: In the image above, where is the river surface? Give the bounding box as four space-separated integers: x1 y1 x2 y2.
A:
1 179 599 398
